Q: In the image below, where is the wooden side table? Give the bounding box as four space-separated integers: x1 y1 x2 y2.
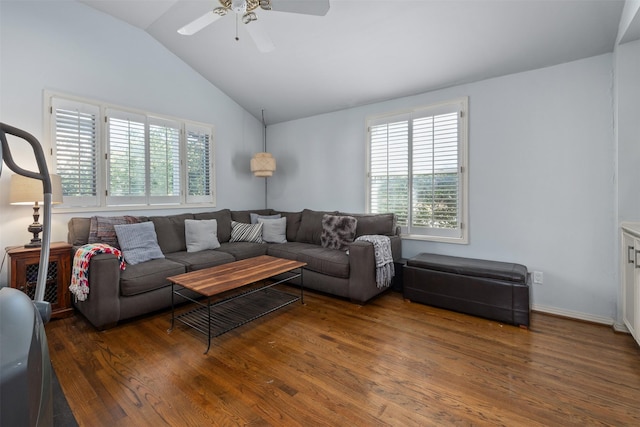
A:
7 242 74 319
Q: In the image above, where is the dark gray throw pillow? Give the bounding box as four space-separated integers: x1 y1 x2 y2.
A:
320 214 357 251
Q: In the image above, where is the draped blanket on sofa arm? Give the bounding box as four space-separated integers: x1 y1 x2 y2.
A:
354 235 395 288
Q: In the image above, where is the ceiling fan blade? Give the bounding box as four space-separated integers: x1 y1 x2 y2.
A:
266 0 330 16
178 10 224 35
245 19 275 53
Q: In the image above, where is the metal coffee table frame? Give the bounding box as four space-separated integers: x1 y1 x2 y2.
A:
168 262 304 354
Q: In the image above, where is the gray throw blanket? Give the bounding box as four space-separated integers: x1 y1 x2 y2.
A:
355 235 395 288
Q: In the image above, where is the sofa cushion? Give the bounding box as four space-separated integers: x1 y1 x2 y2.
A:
231 209 272 224
150 213 194 253
119 258 186 296
185 219 220 252
217 242 269 260
274 211 302 242
194 209 232 243
321 214 357 251
296 209 338 245
258 217 287 243
266 241 318 261
340 212 397 237
88 215 140 248
297 247 350 279
165 250 235 272
230 221 264 243
114 222 165 265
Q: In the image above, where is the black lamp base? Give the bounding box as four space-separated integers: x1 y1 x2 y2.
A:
25 205 43 248
25 238 42 248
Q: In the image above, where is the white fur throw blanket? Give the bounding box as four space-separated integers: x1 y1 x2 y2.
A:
355 235 395 288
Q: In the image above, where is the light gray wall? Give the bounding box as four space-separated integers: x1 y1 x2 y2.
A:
616 39 640 224
0 1 264 286
614 38 640 326
268 54 617 323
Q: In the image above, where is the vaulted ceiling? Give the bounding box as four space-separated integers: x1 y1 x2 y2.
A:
80 0 629 124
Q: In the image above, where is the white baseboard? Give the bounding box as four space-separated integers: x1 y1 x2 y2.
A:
613 323 630 333
531 304 615 326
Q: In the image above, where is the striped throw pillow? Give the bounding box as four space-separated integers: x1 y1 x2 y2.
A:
230 221 264 243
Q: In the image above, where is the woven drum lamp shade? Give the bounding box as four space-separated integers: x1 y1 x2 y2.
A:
251 152 276 177
9 174 63 205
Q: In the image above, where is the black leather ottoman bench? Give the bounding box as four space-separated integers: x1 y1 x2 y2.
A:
403 253 531 327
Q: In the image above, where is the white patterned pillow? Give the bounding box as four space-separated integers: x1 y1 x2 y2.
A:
114 221 165 265
230 221 264 243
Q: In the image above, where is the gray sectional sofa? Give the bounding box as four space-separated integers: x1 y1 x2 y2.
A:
67 208 401 330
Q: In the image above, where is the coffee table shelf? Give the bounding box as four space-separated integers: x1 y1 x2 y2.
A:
167 256 305 353
174 287 299 342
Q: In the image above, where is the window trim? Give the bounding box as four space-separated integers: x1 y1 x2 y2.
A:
44 90 215 211
366 97 469 244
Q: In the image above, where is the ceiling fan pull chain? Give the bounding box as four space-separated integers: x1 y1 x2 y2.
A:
235 14 239 41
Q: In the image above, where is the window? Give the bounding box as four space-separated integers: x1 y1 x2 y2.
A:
367 97 468 243
47 92 214 209
51 98 100 207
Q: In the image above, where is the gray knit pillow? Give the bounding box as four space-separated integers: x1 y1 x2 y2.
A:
321 214 357 251
114 221 165 265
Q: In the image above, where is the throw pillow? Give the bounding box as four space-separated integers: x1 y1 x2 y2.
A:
114 221 165 265
321 214 358 251
230 221 264 243
250 213 281 224
258 217 287 244
88 215 139 248
184 219 220 252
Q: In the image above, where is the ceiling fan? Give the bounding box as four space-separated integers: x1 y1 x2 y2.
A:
178 0 330 53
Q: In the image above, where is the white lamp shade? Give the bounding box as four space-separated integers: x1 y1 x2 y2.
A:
9 174 63 205
251 152 276 177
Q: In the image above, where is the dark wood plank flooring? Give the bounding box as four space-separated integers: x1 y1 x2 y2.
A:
45 289 640 426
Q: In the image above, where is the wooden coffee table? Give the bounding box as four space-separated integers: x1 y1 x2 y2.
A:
167 255 306 353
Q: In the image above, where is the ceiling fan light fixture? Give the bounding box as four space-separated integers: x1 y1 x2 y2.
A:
243 12 257 24
231 0 247 14
259 0 272 11
213 7 228 17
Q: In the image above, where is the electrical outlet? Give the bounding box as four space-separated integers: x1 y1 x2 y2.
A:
533 271 544 284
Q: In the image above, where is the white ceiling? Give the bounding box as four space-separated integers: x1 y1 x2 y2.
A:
80 0 628 125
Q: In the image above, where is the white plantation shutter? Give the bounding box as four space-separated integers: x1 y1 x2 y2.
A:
369 116 410 226
48 92 215 209
51 98 99 207
149 117 181 204
106 109 147 205
367 98 468 242
185 123 214 204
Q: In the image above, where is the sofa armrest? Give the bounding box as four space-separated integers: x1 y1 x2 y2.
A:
348 235 402 304
348 241 378 303
72 252 122 330
389 235 401 261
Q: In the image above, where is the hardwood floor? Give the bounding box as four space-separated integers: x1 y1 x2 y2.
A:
45 289 640 426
